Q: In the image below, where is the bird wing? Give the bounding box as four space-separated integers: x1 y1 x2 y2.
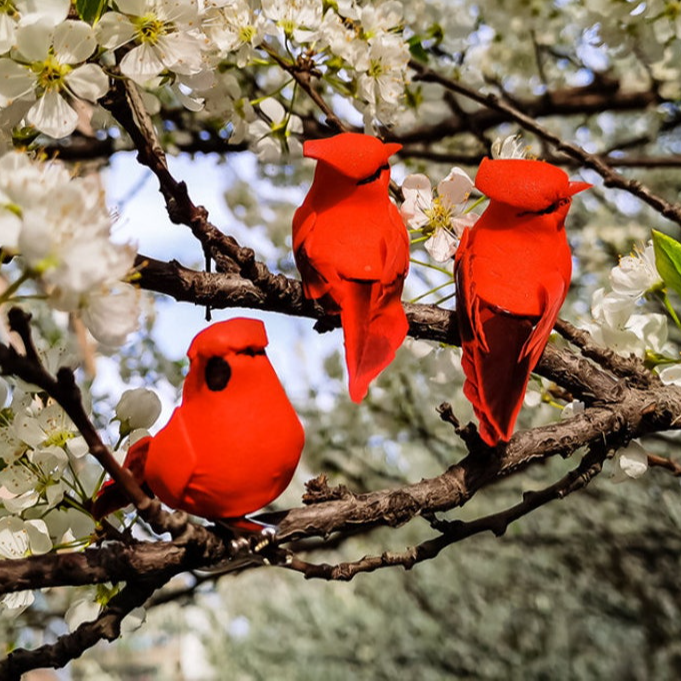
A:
456 237 567 444
92 436 151 519
142 407 197 512
455 228 534 444
519 273 567 369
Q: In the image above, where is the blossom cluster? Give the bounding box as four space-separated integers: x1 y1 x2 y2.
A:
0 0 412 148
0 150 140 346
582 242 673 363
0 383 161 615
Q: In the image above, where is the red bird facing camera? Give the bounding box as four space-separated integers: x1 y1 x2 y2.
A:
95 318 305 520
293 132 410 403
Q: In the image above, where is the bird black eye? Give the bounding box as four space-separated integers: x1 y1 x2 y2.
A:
357 163 390 186
518 197 569 217
205 356 231 391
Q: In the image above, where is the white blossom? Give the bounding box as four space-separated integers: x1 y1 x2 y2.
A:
609 243 662 299
201 0 266 66
96 0 210 86
0 151 140 345
0 20 108 138
262 0 323 43
0 516 51 615
116 388 162 434
401 167 478 261
611 440 648 483
248 97 303 162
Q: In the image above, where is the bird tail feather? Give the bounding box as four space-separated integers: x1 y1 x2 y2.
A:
91 437 151 520
461 305 535 445
340 280 407 403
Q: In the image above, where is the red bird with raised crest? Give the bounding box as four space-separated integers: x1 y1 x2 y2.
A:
293 132 410 402
455 158 590 446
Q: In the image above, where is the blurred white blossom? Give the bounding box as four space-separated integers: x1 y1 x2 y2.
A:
0 151 140 345
611 440 648 483
0 516 51 615
491 134 528 159
249 98 303 162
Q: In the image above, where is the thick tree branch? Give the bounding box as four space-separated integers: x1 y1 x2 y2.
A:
285 442 608 580
0 574 171 681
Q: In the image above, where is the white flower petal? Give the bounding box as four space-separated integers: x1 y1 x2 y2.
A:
616 440 648 480
438 167 474 208
95 12 136 50
659 363 681 386
0 14 17 54
25 519 52 554
82 282 140 346
27 89 78 138
53 20 97 64
401 173 432 203
15 20 53 62
1 589 34 616
424 228 457 262
65 64 109 102
0 58 35 101
260 97 286 124
120 43 165 84
116 0 148 15
16 0 70 26
0 210 22 251
65 598 100 632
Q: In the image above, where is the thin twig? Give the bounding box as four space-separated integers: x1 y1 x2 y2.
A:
411 62 681 226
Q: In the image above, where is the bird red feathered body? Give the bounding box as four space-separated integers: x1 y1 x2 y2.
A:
455 158 590 446
293 132 410 403
95 318 305 519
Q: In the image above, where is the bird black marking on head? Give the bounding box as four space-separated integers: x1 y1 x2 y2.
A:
205 356 232 391
357 163 390 186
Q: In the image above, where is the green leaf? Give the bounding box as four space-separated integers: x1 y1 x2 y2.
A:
75 0 107 23
652 229 681 299
408 36 430 63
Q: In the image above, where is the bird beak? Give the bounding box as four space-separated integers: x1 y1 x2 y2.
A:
384 142 402 158
567 181 592 196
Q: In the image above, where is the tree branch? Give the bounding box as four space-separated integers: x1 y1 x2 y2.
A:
284 442 609 580
411 62 681 226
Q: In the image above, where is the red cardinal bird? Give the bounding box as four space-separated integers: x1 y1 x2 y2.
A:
293 132 410 402
455 158 590 446
95 318 304 520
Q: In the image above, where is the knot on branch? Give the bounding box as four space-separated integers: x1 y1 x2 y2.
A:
303 474 353 504
380 490 421 528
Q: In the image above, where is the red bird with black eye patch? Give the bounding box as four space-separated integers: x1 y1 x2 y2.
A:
94 318 305 520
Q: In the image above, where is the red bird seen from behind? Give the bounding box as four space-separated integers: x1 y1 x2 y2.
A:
95 318 304 520
455 158 590 446
293 132 410 402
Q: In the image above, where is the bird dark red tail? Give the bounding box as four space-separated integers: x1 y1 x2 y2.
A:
340 280 407 403
460 303 536 445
